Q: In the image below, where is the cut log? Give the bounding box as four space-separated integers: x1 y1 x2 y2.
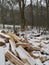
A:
30 51 47 62
5 51 24 65
16 42 31 48
30 51 40 58
8 32 20 42
16 46 36 65
9 39 18 56
0 33 10 39
30 46 41 51
16 42 41 52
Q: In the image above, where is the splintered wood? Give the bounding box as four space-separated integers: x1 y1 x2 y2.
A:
0 31 49 65
8 32 20 42
5 51 24 65
16 46 36 65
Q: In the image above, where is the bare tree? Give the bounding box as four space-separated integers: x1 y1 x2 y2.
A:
7 0 17 32
36 0 40 32
45 0 49 29
36 0 38 26
0 0 5 28
18 0 26 30
40 0 42 26
30 0 34 28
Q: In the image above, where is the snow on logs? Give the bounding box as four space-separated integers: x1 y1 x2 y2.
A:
0 30 49 65
8 32 20 42
0 33 10 39
16 46 36 65
5 51 24 65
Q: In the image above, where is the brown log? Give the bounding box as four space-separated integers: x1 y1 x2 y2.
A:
16 46 36 65
16 42 31 48
0 33 10 39
5 51 24 65
8 32 20 42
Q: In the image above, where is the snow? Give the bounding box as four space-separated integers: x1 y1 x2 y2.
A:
16 46 36 65
42 40 49 44
31 51 41 57
0 29 8 33
41 48 49 55
0 47 5 65
43 60 49 65
35 59 43 65
6 61 14 65
0 38 5 43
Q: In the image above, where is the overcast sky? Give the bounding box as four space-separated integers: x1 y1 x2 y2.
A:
26 0 46 6
14 0 46 9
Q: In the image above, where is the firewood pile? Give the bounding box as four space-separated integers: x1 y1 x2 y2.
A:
0 30 49 65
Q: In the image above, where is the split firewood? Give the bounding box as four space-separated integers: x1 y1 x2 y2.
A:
30 46 41 51
0 33 10 39
30 51 40 58
16 42 31 48
30 51 47 62
40 55 47 62
20 37 28 43
16 42 41 52
5 51 24 65
16 46 36 65
8 32 20 42
9 38 18 56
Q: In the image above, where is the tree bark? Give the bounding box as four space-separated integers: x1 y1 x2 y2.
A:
18 0 25 30
45 0 49 29
30 0 34 28
1 0 5 29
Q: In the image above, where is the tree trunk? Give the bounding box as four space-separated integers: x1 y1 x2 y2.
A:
18 0 25 30
46 0 49 29
1 0 5 29
36 0 40 33
40 0 42 27
11 7 15 32
30 0 34 28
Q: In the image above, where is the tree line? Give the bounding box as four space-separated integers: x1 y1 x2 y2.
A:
0 0 49 31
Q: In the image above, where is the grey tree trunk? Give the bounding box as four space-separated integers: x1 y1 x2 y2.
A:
18 0 25 30
12 7 15 32
30 0 34 28
40 0 42 26
36 0 40 33
45 0 49 29
1 0 5 29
